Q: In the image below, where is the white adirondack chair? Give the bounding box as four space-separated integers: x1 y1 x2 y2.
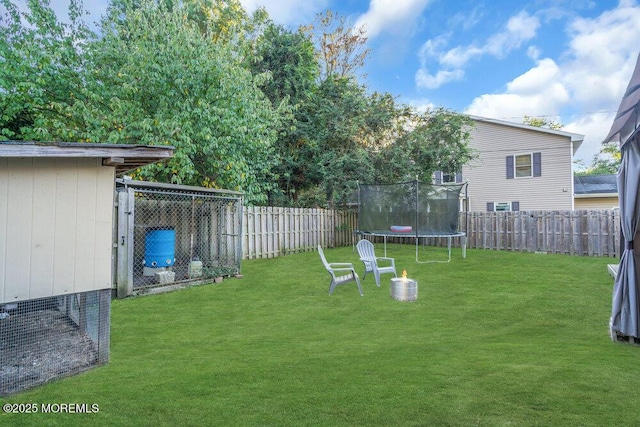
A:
356 239 397 287
318 245 363 296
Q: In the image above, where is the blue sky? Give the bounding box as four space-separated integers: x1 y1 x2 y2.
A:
44 0 640 165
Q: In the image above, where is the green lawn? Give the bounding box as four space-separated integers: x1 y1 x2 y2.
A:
2 245 638 426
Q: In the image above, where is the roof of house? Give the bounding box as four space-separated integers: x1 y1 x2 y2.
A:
0 141 174 176
574 174 618 196
469 115 585 154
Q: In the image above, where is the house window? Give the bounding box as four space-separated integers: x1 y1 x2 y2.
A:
515 154 532 177
487 201 520 211
506 153 541 179
442 172 458 183
434 171 462 184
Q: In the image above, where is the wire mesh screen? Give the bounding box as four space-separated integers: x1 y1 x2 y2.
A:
358 180 465 235
121 183 243 290
0 290 110 396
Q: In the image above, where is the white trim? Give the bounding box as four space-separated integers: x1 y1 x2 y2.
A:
574 192 619 198
494 201 513 211
570 142 575 210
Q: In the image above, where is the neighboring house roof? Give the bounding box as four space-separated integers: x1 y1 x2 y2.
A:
469 115 585 155
0 140 174 176
574 174 618 197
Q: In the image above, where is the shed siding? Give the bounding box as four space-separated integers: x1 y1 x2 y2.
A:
574 196 619 210
463 120 575 211
0 158 114 303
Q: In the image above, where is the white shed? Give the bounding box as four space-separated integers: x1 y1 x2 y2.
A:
0 141 173 395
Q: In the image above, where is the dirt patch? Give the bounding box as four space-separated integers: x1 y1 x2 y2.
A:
0 309 98 396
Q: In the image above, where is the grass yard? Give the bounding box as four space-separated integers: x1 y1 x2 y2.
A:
2 245 639 426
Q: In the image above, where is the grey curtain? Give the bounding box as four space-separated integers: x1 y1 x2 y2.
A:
610 135 640 339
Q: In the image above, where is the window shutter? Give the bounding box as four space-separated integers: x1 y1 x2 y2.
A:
487 202 494 211
506 156 514 179
455 172 462 183
512 201 520 211
533 152 541 177
435 171 442 184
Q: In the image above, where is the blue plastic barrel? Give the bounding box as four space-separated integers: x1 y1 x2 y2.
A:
144 227 175 267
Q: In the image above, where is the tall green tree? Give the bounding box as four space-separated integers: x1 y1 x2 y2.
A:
0 0 93 140
248 23 319 205
295 76 376 207
373 108 476 183
88 0 283 202
0 0 284 203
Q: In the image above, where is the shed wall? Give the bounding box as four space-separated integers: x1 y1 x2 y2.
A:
574 196 619 210
0 158 114 303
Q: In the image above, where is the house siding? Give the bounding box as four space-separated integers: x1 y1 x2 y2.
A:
0 157 114 303
463 119 576 212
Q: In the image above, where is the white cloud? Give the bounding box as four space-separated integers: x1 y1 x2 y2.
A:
463 2 640 164
353 0 433 39
465 57 570 118
406 98 437 113
416 68 465 89
562 3 640 110
485 11 540 57
416 10 540 90
565 112 617 165
440 45 484 69
506 58 563 95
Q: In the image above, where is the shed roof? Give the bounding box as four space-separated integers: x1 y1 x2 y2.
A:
116 178 243 197
574 174 618 196
0 141 174 176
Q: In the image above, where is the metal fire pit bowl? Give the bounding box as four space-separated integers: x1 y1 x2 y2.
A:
390 277 418 301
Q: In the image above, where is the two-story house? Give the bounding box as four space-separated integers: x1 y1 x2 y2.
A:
448 116 584 212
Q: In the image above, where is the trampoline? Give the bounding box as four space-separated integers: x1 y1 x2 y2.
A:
357 179 467 263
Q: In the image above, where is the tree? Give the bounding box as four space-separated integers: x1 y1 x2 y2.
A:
574 141 621 176
523 115 564 130
374 107 476 183
247 23 319 205
302 10 370 82
0 0 284 204
87 0 284 203
0 0 93 140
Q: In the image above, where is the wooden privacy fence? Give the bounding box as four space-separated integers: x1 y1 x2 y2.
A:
241 208 621 259
243 206 357 259
461 210 621 257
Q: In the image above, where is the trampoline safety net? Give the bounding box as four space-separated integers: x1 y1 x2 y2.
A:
358 180 465 235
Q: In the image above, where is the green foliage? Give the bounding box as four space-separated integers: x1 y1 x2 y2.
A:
248 23 319 205
250 23 318 106
0 0 282 203
0 1 476 206
575 141 621 176
82 0 282 202
375 107 477 182
523 115 564 130
0 0 93 140
293 77 377 207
